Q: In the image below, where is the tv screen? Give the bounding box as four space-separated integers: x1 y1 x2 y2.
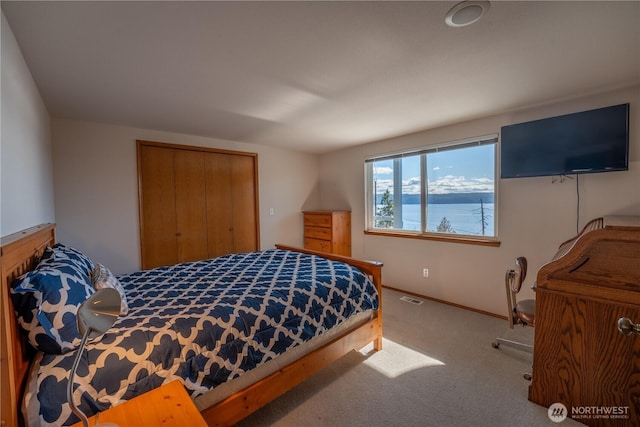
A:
500 103 629 179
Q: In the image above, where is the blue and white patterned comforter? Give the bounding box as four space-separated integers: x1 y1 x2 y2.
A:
25 249 379 426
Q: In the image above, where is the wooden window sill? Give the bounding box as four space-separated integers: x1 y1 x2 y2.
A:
364 229 501 247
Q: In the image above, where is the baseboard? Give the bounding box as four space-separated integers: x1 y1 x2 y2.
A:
382 285 508 321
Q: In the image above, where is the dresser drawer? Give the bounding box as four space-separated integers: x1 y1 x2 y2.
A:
304 213 332 228
304 238 332 253
304 226 332 240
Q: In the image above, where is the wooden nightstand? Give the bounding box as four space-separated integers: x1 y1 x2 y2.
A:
70 380 207 427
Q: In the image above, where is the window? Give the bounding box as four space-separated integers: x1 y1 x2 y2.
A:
365 135 498 242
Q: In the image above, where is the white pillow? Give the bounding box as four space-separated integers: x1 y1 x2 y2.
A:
92 263 129 315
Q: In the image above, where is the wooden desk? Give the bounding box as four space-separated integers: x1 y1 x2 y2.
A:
528 217 640 426
71 380 207 427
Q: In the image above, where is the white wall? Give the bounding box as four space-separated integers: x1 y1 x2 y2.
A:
1 12 54 237
51 118 320 274
318 85 640 316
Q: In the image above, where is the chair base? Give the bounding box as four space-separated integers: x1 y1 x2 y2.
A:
492 337 533 353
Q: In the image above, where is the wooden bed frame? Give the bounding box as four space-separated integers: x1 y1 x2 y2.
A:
1 224 383 427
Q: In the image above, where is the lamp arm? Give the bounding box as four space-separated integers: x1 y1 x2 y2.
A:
67 327 93 427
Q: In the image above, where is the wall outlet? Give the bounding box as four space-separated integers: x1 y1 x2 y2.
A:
423 268 429 278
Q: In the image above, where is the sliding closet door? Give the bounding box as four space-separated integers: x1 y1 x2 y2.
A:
173 150 208 263
204 152 234 257
138 145 179 269
138 140 259 269
204 152 259 257
230 155 258 253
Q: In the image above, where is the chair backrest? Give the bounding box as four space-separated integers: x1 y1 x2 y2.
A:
504 256 528 328
510 257 527 293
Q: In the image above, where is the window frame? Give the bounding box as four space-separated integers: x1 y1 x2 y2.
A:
364 135 501 247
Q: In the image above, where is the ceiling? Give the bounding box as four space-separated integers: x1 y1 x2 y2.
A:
2 1 639 154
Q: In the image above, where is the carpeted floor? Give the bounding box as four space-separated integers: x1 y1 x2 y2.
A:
236 288 582 426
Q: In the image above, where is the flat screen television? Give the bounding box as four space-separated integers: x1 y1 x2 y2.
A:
500 103 629 179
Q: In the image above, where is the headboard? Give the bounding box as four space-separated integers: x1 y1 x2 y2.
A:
1 224 55 427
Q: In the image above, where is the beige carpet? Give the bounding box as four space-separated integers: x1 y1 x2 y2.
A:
236 288 582 427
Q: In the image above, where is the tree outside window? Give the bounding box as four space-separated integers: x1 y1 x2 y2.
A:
376 189 394 228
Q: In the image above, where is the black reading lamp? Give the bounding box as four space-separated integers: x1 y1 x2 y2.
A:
67 288 121 427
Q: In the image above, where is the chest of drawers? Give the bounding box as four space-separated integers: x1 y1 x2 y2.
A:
303 211 351 256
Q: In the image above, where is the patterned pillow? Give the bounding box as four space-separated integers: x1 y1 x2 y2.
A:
92 264 129 315
39 243 94 275
10 258 95 354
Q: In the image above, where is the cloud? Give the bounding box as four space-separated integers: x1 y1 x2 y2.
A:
373 166 393 175
428 175 494 194
373 179 393 193
432 166 440 171
375 175 493 195
403 176 421 194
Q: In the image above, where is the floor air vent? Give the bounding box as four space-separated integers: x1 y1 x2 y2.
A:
400 295 424 305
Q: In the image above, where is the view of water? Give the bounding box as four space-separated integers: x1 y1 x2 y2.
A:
378 203 494 236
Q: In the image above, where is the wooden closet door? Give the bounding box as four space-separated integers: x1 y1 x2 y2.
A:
138 145 178 269
204 153 258 256
139 141 259 268
230 155 258 253
204 153 234 257
173 150 209 263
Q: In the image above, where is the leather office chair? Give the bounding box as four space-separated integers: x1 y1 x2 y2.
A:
492 257 535 355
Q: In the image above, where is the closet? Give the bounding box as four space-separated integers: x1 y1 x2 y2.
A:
137 140 259 269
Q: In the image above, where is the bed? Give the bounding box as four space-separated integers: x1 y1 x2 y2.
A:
1 224 383 427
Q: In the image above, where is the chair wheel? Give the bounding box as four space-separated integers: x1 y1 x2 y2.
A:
523 373 532 381
492 341 500 349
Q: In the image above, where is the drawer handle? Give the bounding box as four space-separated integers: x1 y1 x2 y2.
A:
617 317 640 336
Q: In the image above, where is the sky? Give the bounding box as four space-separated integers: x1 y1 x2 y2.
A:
372 144 495 195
